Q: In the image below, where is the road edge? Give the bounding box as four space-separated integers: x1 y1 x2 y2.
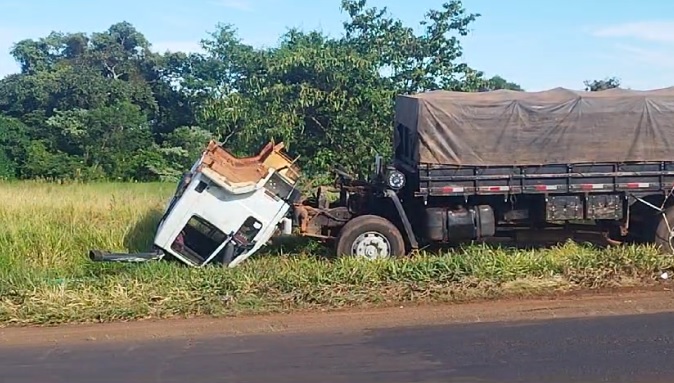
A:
2 287 674 348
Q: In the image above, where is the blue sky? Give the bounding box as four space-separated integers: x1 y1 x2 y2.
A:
1 0 673 91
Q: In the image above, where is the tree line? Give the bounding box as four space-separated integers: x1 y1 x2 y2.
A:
0 0 614 183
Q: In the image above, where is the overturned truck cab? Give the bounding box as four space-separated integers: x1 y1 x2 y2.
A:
90 140 302 267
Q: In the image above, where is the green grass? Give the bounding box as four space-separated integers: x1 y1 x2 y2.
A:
1 181 673 326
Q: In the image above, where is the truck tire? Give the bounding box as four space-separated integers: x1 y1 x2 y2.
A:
335 215 405 259
654 206 674 255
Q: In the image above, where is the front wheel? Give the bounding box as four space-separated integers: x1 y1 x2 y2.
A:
335 215 406 259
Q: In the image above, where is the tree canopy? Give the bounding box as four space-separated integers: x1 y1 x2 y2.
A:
584 77 621 92
0 0 524 182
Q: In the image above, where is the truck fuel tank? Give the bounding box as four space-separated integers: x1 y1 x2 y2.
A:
424 205 496 242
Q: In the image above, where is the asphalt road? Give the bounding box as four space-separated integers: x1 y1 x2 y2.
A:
3 311 674 383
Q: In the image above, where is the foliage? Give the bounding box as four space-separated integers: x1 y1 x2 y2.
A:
0 181 671 325
0 116 30 179
0 1 523 181
584 76 621 91
482 75 523 91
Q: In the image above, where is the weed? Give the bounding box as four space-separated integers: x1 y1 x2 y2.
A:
0 181 672 325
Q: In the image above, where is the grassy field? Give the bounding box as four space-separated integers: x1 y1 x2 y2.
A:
0 181 673 326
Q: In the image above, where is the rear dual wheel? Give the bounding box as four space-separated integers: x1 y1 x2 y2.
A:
335 215 406 259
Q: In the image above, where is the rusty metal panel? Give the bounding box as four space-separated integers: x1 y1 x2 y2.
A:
198 140 300 186
586 194 623 220
546 195 584 221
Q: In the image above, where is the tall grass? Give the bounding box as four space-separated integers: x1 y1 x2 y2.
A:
0 181 672 325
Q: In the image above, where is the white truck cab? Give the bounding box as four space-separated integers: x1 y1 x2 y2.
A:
90 140 302 267
157 140 302 267
154 141 300 267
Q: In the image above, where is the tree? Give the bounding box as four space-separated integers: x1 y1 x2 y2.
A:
340 0 482 93
0 22 186 180
0 1 523 182
192 27 394 177
0 115 30 178
584 77 620 91
482 75 523 91
188 0 518 179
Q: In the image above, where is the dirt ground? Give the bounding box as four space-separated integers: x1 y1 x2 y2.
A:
2 285 674 348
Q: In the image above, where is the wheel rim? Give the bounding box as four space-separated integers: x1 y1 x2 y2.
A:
351 231 391 259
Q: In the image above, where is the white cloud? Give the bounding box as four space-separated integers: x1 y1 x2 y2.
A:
591 20 674 73
593 44 673 69
210 0 253 11
593 21 674 43
151 41 204 54
610 43 674 68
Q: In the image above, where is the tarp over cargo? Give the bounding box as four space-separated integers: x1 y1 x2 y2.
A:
394 87 674 166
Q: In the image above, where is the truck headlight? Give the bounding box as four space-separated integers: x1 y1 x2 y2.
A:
386 169 405 189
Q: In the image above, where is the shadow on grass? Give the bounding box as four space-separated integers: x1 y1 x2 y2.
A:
418 228 615 255
260 227 617 259
124 208 165 252
80 208 171 278
251 235 335 261
121 208 191 267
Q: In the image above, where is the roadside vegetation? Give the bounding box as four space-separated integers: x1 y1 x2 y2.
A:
0 182 671 326
0 1 638 326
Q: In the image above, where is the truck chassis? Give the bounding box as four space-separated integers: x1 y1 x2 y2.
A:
293 162 674 258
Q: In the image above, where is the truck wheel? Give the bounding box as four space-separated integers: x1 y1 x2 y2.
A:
654 206 674 255
335 215 405 259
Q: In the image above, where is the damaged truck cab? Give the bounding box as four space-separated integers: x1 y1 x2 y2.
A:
91 140 302 267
